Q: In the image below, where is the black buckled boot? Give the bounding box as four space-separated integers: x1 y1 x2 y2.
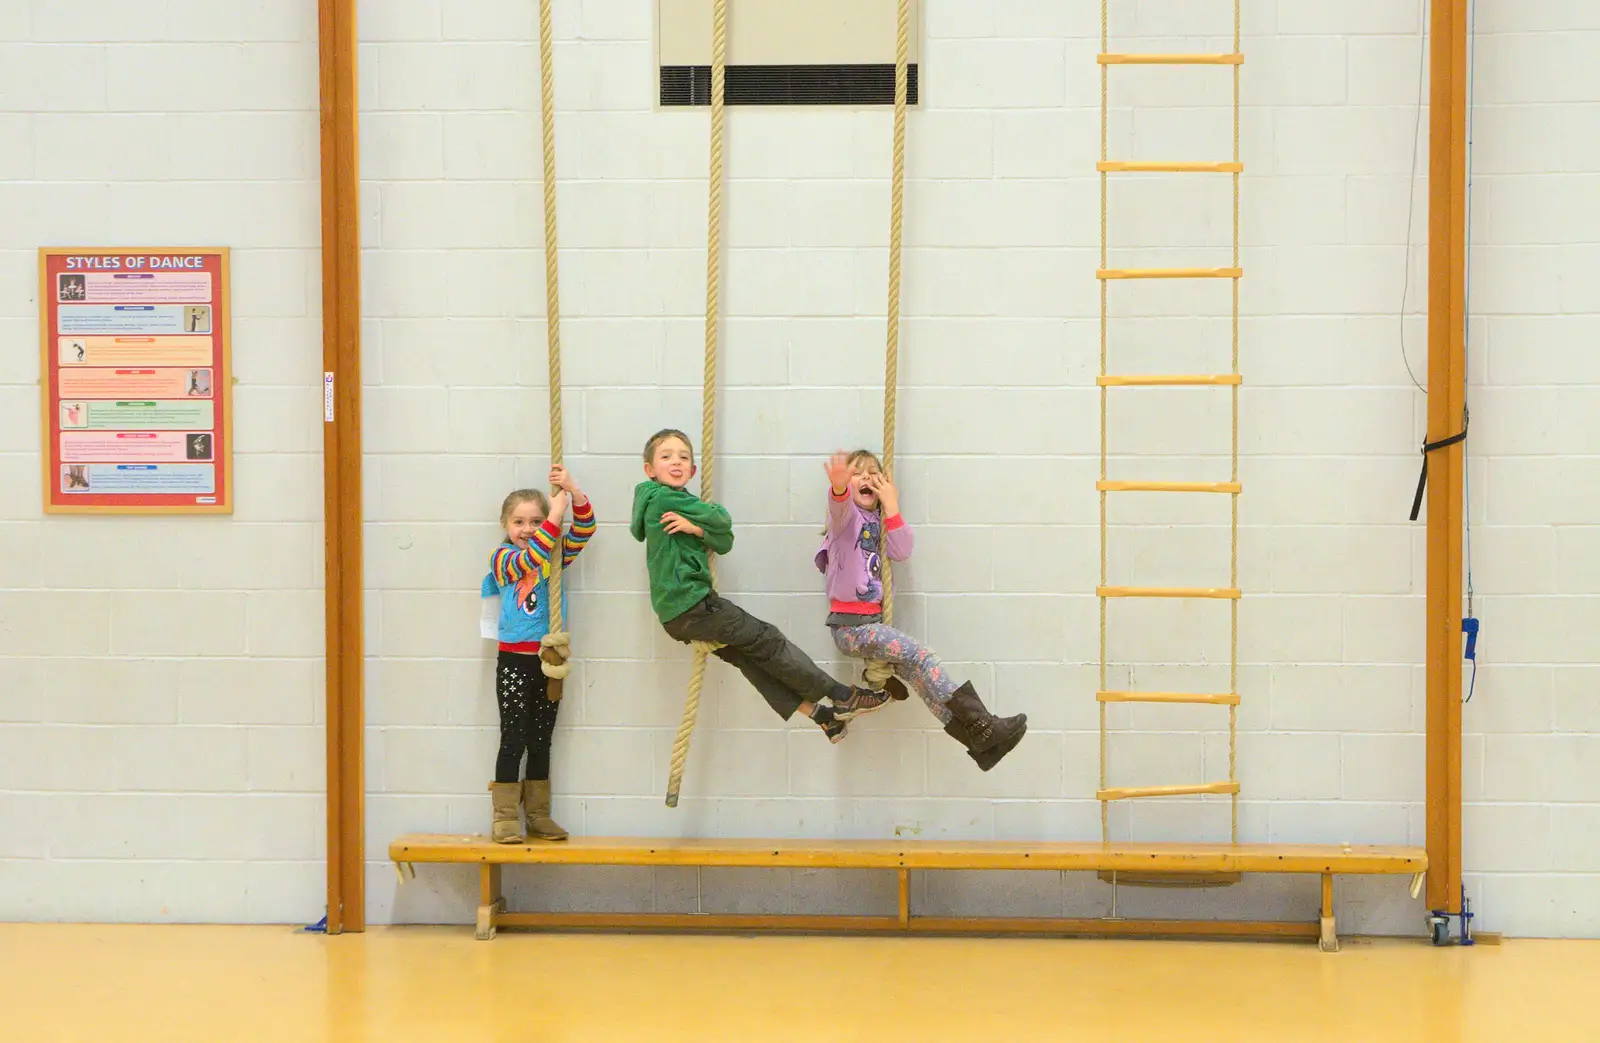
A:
942 682 1027 772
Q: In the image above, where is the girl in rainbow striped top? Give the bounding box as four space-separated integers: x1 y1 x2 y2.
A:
481 466 595 843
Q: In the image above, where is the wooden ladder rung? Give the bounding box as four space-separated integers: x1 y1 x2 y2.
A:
1098 267 1243 280
1099 374 1242 387
1098 691 1241 706
1098 586 1242 600
1097 480 1241 494
1098 161 1244 173
1098 781 1241 801
1099 53 1245 66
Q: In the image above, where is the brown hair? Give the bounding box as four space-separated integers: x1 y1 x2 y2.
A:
643 428 694 465
499 488 550 527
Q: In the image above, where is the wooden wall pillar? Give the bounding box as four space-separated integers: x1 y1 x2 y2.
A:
318 0 364 934
1425 0 1469 915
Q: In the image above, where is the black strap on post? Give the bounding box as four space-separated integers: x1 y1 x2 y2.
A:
1409 419 1469 521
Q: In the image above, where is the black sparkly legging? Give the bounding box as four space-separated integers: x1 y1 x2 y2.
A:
495 650 560 783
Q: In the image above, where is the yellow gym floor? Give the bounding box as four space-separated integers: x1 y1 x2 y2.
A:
2 924 1592 1042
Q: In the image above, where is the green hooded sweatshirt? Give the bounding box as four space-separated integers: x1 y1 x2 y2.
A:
630 479 735 623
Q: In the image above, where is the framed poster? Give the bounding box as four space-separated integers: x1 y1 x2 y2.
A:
39 248 232 514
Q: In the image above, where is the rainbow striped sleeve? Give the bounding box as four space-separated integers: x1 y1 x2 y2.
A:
490 520 561 585
561 498 596 567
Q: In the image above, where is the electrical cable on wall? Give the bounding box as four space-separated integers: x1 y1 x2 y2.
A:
1461 0 1479 703
1402 0 1479 701
1397 0 1429 395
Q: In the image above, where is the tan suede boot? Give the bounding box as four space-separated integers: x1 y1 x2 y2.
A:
489 782 524 844
522 779 568 841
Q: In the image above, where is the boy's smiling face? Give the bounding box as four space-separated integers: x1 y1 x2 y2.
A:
644 435 695 489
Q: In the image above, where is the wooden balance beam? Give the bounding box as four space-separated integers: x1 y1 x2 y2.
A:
389 836 1427 950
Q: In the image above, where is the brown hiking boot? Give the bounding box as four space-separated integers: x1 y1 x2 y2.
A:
942 682 1027 772
522 779 568 841
489 781 524 844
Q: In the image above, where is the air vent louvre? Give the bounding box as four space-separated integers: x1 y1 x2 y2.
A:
661 63 920 107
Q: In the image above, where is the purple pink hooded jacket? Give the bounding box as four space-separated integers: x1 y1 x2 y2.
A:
814 488 914 619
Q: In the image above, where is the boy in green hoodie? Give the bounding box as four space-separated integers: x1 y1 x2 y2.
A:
631 429 890 742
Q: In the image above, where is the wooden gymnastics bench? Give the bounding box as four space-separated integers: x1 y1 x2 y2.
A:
389 835 1428 950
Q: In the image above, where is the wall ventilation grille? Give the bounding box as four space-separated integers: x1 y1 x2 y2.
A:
660 63 920 107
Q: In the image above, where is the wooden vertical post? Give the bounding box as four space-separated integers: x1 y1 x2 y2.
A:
1425 0 1468 914
1319 873 1338 952
476 865 503 941
319 0 364 934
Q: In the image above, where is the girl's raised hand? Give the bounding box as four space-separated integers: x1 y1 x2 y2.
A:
824 451 851 493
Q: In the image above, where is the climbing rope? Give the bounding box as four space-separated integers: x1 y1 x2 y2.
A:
534 0 572 699
666 0 729 808
861 0 912 693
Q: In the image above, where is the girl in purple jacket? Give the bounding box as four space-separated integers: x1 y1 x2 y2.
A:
816 451 1027 770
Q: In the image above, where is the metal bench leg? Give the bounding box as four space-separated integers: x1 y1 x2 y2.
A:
1319 873 1339 953
476 864 504 941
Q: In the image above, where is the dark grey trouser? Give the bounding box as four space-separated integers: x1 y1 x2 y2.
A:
663 594 848 720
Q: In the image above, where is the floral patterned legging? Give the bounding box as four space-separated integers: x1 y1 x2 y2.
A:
830 623 957 725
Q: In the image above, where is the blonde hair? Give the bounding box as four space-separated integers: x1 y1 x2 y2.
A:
499 488 550 527
643 428 694 465
845 449 882 474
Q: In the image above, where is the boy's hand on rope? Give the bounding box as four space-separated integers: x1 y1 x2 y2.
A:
825 451 851 495
660 511 704 538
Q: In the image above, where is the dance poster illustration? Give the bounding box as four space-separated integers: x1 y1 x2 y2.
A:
40 248 232 513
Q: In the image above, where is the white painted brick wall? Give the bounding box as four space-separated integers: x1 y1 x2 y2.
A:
0 3 324 924
4 1 1598 938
